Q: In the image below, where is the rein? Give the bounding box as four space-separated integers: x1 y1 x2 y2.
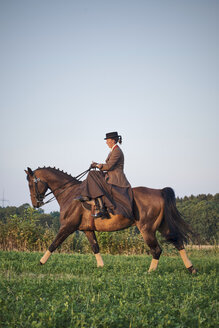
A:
34 167 91 206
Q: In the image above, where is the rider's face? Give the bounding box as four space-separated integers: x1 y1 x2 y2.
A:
106 138 116 149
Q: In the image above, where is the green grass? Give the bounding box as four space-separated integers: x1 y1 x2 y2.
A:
0 250 218 328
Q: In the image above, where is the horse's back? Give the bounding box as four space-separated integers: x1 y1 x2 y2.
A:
132 186 163 202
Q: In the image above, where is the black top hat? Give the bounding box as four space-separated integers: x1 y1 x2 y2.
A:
104 132 120 140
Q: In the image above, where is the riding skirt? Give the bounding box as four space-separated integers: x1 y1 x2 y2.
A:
79 170 134 219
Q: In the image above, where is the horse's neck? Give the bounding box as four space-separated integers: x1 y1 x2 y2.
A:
38 170 61 187
38 169 80 202
38 170 73 192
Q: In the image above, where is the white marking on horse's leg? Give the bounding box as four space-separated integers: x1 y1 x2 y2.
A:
95 253 104 267
40 250 52 265
179 249 193 268
148 259 159 272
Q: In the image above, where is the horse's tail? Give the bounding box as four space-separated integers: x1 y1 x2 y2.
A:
161 187 193 246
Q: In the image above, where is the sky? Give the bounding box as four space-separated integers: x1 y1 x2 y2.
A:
0 0 218 213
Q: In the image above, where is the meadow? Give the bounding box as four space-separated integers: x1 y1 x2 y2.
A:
0 250 218 328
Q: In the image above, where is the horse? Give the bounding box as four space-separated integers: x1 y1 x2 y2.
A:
25 166 196 273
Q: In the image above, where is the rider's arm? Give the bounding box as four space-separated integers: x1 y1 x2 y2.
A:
98 147 122 171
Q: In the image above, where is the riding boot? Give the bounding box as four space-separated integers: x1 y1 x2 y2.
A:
92 197 107 218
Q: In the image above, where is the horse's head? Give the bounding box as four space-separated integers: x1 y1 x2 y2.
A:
25 167 49 208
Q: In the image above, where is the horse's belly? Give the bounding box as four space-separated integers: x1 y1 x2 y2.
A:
94 215 133 232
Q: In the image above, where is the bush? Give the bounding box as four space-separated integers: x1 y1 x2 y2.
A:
0 193 218 254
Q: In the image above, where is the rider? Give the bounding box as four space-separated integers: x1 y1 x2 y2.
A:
76 132 133 219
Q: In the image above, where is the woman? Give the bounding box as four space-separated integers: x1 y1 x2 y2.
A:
76 132 133 219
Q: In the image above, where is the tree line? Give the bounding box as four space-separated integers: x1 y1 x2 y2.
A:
0 193 218 253
176 193 219 244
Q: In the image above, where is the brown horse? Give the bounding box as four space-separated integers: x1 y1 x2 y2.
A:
25 167 196 273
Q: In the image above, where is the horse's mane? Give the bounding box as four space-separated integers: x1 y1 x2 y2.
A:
35 166 81 184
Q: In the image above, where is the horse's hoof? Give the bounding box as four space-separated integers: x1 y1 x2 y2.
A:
39 261 43 265
147 270 156 274
187 265 197 274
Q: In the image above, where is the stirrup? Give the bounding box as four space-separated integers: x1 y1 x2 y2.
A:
91 210 106 218
91 198 107 218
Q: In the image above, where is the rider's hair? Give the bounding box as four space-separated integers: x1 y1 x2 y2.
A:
115 135 122 144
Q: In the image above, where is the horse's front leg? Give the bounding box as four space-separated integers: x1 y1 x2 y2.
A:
40 224 75 265
84 231 104 267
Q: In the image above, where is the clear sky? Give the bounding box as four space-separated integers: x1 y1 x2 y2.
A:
0 0 218 213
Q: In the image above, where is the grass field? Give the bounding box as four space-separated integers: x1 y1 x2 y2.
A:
0 250 218 328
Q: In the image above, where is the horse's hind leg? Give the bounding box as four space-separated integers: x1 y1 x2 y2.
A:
138 225 162 272
159 224 196 274
173 240 196 274
84 231 104 267
40 224 75 265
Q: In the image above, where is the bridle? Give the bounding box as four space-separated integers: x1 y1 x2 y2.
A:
33 175 48 204
32 167 91 207
32 175 76 206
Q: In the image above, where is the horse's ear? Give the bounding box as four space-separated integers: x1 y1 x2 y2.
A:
26 167 34 176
